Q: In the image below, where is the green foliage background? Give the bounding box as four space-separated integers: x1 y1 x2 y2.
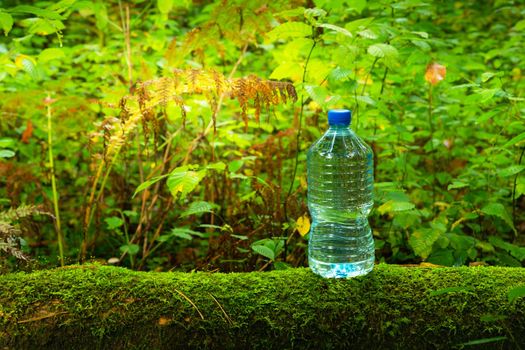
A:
0 0 524 271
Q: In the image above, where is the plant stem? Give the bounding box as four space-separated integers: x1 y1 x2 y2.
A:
512 145 525 237
283 37 317 261
428 84 436 211
355 57 379 132
46 100 64 266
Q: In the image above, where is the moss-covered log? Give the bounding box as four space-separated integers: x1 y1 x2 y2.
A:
1 264 524 349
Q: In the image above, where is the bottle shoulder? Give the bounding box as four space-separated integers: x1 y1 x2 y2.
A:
308 128 372 158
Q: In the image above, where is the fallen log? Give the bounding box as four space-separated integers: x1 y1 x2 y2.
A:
0 264 524 349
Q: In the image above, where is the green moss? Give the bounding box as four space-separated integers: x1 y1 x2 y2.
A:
1 264 524 349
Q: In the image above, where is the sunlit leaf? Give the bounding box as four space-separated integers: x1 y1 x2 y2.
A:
9 5 64 20
296 215 310 236
266 22 312 42
167 166 206 200
409 229 441 259
157 0 173 14
0 149 15 158
38 48 65 63
377 200 415 215
0 11 13 36
503 131 525 148
317 23 352 38
367 43 398 59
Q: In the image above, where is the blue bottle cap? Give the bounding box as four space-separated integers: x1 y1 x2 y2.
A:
328 109 351 126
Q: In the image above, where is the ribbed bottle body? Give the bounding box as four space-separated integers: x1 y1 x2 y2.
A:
307 126 374 278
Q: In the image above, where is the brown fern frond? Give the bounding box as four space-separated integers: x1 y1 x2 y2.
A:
115 69 296 134
0 204 50 223
0 204 50 262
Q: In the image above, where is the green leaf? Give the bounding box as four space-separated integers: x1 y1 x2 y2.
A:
329 67 352 81
157 0 173 14
489 236 525 261
514 19 525 30
16 56 38 80
180 201 215 218
274 261 292 270
0 138 15 149
275 8 306 19
356 95 376 106
9 5 65 20
304 84 340 107
26 18 65 36
170 227 203 240
251 244 275 260
377 200 415 215
448 181 469 190
460 337 507 347
251 238 284 261
170 228 191 240
270 61 303 81
206 161 226 171
228 160 244 173
481 203 515 233
105 216 124 230
503 131 525 148
499 165 525 177
166 166 206 200
409 229 441 259
508 285 525 303
0 11 13 36
367 43 399 59
304 8 327 24
476 88 500 102
133 175 167 198
480 72 501 82
448 233 476 252
38 48 65 63
427 249 454 266
119 243 139 256
411 31 429 39
357 28 377 39
0 149 15 158
344 17 375 33
317 23 352 38
430 286 474 296
266 22 312 42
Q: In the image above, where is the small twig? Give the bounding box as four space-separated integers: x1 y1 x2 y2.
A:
174 289 204 320
209 292 233 325
17 311 68 324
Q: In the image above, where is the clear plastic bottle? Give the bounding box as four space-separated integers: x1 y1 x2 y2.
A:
307 109 374 278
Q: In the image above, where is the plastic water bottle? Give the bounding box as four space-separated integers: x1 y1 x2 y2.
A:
307 109 374 278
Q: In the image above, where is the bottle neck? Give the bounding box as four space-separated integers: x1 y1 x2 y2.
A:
328 124 351 130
